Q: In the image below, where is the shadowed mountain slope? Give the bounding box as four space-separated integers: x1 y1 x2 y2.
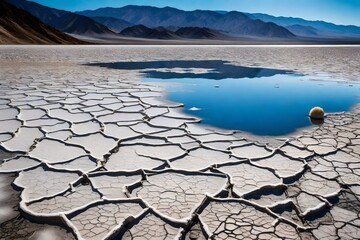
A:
120 25 178 39
90 16 132 33
285 25 319 37
120 25 229 40
175 27 227 39
0 1 83 44
7 0 115 36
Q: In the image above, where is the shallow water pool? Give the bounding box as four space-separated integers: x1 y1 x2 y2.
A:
88 60 360 136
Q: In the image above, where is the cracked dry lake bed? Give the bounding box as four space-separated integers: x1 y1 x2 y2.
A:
0 46 360 240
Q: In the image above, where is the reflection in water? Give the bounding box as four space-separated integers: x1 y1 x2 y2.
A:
86 60 290 80
309 117 325 125
87 60 360 136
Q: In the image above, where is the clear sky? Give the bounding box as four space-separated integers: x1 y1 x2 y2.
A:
31 0 360 26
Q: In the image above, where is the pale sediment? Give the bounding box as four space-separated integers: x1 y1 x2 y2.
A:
0 46 360 239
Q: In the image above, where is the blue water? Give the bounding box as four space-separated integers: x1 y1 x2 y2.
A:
145 75 360 136
87 60 360 136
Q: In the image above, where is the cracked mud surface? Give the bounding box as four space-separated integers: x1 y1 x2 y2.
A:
1 46 360 239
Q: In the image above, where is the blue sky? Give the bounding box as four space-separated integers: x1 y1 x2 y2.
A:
31 0 360 26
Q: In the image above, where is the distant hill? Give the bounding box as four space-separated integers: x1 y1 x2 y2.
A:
149 27 179 39
7 0 115 36
0 1 83 44
120 25 178 39
77 5 295 38
90 16 132 33
246 13 360 37
120 25 229 40
175 27 227 39
285 25 319 37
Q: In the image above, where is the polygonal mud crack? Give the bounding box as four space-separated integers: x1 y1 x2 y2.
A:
89 171 143 199
170 148 233 171
119 212 183 240
199 199 300 239
218 162 282 196
27 181 101 215
67 200 145 240
29 138 88 164
130 171 228 220
254 153 306 179
13 165 81 201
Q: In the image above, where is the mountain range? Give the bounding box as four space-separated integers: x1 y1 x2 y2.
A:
246 13 360 37
119 25 228 40
2 0 360 44
78 5 360 39
78 5 295 38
